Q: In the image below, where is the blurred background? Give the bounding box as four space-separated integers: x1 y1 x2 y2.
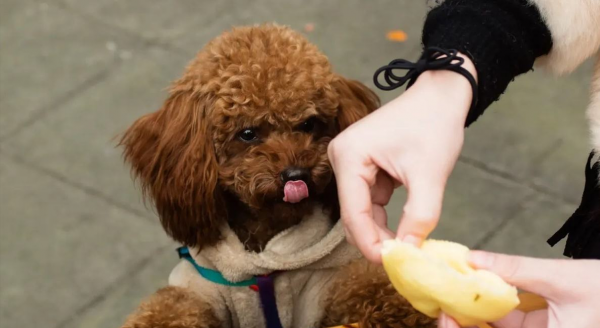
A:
0 1 593 327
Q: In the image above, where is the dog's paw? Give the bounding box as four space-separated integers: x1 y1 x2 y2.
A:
321 259 436 328
121 287 220 328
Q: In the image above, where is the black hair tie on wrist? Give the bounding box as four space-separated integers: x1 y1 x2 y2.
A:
373 47 478 113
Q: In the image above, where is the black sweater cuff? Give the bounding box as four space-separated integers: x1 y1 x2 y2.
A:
422 0 552 126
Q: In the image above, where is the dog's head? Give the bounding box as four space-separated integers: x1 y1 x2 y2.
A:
120 25 379 249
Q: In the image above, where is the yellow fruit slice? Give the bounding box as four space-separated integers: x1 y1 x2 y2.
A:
381 239 520 327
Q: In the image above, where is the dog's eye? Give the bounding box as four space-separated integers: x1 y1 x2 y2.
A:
238 128 258 142
299 117 317 133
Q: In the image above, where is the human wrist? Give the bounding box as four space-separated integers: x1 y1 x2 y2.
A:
410 54 476 122
374 50 477 125
417 52 477 92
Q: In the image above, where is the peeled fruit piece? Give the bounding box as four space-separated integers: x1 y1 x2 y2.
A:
381 239 520 326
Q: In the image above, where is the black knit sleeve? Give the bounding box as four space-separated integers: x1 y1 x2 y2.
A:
422 0 553 126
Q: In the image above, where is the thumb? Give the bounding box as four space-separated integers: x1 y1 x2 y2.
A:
437 313 460 328
469 251 568 299
396 181 444 246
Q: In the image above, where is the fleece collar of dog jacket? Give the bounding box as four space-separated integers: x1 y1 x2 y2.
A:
168 207 361 328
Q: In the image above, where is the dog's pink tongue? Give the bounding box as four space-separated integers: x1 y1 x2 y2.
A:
283 180 309 203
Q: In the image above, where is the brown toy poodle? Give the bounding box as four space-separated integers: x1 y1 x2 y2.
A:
119 24 435 328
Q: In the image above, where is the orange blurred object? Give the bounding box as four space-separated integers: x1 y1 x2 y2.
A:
516 292 548 312
386 30 408 42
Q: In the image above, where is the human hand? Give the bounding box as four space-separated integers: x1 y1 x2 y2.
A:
328 55 476 262
438 251 600 328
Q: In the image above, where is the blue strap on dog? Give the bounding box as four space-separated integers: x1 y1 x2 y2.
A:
177 247 283 328
177 247 255 286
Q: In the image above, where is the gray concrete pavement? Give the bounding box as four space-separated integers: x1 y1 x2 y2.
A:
0 1 591 327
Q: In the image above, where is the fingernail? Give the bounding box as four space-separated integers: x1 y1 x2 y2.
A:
401 234 422 246
371 245 384 264
438 313 448 328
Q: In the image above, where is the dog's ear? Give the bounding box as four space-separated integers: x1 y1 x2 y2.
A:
333 77 380 131
119 90 224 249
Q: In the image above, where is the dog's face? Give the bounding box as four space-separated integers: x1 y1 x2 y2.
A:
121 25 379 249
215 93 335 211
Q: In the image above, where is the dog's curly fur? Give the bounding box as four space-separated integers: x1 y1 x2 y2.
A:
120 24 435 327
122 287 220 328
321 260 436 328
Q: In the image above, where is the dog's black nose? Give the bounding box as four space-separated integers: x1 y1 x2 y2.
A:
281 167 310 183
